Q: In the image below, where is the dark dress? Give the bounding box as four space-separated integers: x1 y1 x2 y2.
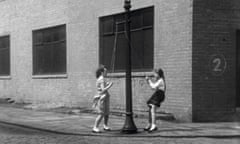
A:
147 89 165 107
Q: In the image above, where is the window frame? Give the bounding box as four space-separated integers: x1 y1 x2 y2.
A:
99 6 154 73
32 24 67 76
0 35 10 77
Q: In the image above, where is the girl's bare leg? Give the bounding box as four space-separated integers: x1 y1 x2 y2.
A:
149 107 152 124
104 115 108 125
103 115 111 130
93 114 103 132
145 105 152 130
149 104 157 131
151 104 156 125
103 96 110 130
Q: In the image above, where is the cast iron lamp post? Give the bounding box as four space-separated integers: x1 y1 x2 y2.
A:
121 0 138 134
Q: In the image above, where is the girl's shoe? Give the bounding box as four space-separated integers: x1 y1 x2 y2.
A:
148 125 158 133
103 126 111 131
144 124 151 131
92 127 101 133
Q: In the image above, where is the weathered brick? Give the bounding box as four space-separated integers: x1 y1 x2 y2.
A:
192 0 239 122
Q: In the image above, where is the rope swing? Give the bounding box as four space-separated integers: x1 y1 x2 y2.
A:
109 20 144 73
110 22 119 73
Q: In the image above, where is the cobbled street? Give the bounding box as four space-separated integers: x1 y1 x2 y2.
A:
0 122 239 144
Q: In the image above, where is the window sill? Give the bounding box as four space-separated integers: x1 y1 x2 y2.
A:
32 74 68 79
0 76 11 80
107 71 153 78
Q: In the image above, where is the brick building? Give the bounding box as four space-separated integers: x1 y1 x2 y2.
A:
0 0 239 122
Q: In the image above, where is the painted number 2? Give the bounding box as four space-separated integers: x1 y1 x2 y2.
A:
209 54 227 76
213 58 222 72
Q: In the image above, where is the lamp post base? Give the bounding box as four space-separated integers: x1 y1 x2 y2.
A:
121 113 137 134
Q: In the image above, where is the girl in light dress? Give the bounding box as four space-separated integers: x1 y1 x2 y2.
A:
92 65 113 133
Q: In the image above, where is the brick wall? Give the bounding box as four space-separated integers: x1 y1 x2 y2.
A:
0 0 193 121
154 0 193 121
192 0 240 122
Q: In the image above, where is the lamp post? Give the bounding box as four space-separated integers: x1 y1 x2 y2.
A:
121 0 138 134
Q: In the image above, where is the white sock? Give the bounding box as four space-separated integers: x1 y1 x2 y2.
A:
103 125 110 129
150 124 157 130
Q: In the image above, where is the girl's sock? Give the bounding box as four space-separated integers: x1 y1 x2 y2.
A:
149 124 157 130
103 125 111 130
93 127 101 132
144 123 151 131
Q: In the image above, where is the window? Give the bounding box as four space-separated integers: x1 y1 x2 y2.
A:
0 35 10 76
33 24 66 75
99 7 154 72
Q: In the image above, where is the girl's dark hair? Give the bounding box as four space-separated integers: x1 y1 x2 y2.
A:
96 65 106 78
155 68 164 79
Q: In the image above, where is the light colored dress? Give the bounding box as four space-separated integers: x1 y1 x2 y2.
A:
92 75 110 115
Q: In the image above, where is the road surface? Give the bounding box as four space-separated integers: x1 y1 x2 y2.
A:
0 122 239 144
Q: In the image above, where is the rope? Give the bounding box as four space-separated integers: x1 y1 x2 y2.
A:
110 23 119 73
110 20 145 73
124 21 144 68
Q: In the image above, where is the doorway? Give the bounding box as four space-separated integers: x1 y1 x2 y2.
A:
236 30 240 108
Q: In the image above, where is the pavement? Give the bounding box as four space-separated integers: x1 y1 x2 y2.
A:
0 104 240 138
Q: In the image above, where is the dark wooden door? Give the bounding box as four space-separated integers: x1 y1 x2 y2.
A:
236 30 240 107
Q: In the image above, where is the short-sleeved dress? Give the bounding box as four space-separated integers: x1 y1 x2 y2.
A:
147 78 166 107
92 76 110 115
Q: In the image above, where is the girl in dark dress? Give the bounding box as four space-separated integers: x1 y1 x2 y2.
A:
145 68 166 132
